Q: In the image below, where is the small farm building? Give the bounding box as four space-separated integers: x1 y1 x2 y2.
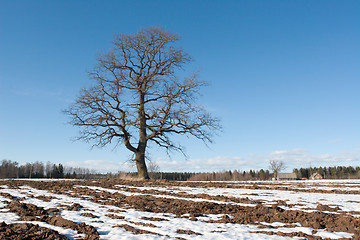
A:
310 172 323 180
277 173 297 181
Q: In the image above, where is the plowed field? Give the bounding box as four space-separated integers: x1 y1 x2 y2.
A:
0 179 359 239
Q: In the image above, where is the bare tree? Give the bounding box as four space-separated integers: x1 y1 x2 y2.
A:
32 161 45 178
148 161 161 179
0 159 19 178
269 160 286 180
64 27 220 179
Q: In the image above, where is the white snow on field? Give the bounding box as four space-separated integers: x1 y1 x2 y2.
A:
252 180 360 192
191 180 360 192
79 185 257 207
113 183 360 215
0 211 19 223
0 180 358 239
0 186 292 240
26 221 86 239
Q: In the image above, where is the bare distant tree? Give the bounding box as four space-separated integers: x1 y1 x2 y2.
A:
269 160 286 179
0 159 19 178
45 161 52 178
64 27 221 179
148 161 161 180
32 161 45 178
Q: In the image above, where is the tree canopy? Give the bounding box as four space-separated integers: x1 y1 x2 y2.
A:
65 27 221 179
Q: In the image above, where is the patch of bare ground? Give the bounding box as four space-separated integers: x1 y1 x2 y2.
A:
176 229 202 235
116 224 161 235
250 230 329 240
70 183 360 237
28 194 56 202
0 222 68 240
348 211 360 215
6 199 100 240
106 213 125 219
206 205 360 234
81 212 98 218
121 195 359 235
316 204 342 212
140 216 169 221
5 178 360 195
2 179 360 238
8 199 60 220
47 216 100 240
107 208 126 213
115 185 263 205
126 220 157 227
257 223 299 229
65 203 83 211
87 178 360 194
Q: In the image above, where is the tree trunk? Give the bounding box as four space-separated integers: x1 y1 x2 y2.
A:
135 151 149 179
136 91 149 180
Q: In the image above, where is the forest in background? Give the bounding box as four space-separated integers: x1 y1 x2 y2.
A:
293 166 360 179
0 159 98 179
1 159 360 181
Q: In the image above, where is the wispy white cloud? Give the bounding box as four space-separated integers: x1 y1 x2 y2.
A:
155 156 261 172
63 149 360 173
155 149 360 172
263 148 360 170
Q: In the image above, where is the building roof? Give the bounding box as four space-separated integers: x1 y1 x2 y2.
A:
310 172 322 178
277 173 297 179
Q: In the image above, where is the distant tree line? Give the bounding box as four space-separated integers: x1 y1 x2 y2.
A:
102 171 195 181
141 167 360 181
0 160 272 181
3 159 360 181
0 159 98 179
113 169 272 181
187 169 271 181
293 166 360 179
153 172 195 181
101 170 270 181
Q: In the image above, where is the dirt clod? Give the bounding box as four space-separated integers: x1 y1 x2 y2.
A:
176 229 203 235
0 222 68 240
117 224 160 235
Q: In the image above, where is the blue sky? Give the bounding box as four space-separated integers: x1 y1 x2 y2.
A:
1 0 359 172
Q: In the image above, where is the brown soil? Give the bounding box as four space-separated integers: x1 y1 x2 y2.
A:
176 229 203 235
80 189 359 235
1 179 360 239
106 213 125 219
107 208 126 213
316 204 342 212
8 199 59 221
81 212 98 218
211 229 226 233
87 178 360 194
116 224 160 235
251 230 325 240
140 216 169 221
65 203 83 211
126 220 157 227
115 184 263 205
30 194 56 202
47 216 100 240
0 221 68 240
6 198 100 240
